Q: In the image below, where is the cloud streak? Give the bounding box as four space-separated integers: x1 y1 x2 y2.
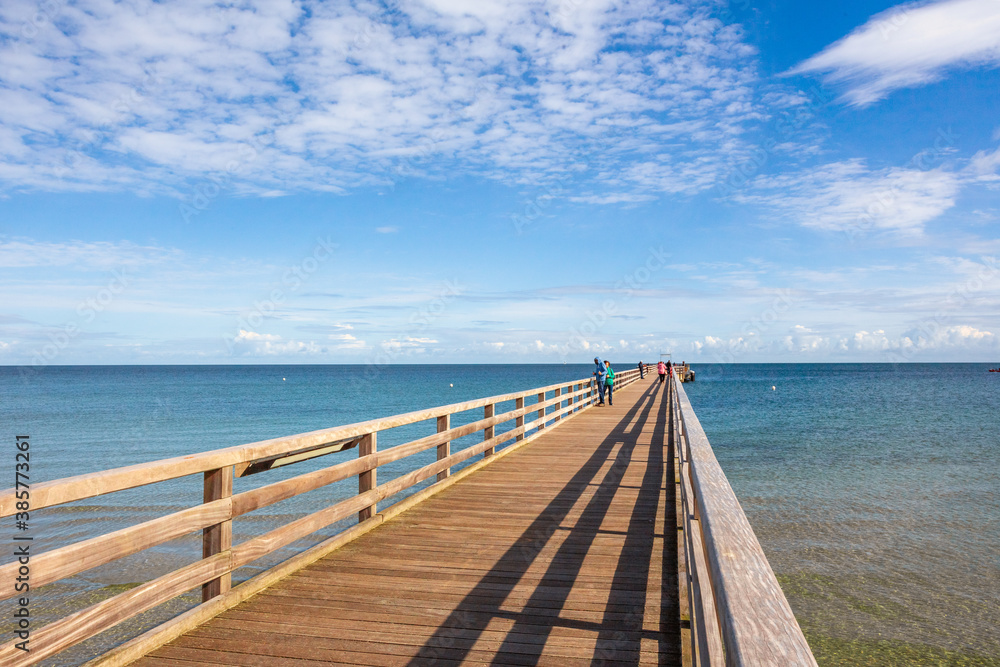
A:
788 0 1000 106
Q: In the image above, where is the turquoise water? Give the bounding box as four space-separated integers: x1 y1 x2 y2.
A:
684 363 1000 666
1 363 997 665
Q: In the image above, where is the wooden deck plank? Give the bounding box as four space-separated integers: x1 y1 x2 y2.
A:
134 377 681 666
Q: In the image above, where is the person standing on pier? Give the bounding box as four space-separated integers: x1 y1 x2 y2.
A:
605 360 615 406
638 361 644 379
593 356 607 405
657 360 666 383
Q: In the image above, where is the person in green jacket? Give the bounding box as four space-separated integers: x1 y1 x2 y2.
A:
604 360 615 406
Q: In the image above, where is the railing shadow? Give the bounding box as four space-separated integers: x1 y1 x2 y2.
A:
409 380 678 666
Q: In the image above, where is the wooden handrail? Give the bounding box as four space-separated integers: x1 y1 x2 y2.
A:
0 375 626 517
0 366 648 666
670 374 817 666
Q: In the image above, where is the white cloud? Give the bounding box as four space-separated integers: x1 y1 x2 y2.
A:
375 226 400 234
0 239 182 268
968 145 1000 185
231 329 325 355
900 324 997 351
690 323 999 361
0 0 764 198
231 328 368 355
736 159 960 235
234 330 280 342
568 193 657 205
788 0 1000 106
381 336 438 352
328 333 364 349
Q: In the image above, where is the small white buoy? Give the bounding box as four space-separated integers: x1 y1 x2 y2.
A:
450 383 454 387
772 385 776 391
283 378 286 381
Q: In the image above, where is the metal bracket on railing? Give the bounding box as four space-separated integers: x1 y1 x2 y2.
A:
235 436 365 477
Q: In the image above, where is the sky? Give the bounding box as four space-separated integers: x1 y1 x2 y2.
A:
1 0 999 365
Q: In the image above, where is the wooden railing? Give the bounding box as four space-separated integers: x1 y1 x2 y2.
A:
0 366 647 666
670 374 817 666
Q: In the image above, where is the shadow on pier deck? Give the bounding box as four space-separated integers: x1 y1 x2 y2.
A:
1 367 817 666
137 379 681 666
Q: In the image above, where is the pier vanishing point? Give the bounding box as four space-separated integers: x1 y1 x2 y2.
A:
1 368 817 666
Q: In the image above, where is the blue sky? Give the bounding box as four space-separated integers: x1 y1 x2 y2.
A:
1 0 998 364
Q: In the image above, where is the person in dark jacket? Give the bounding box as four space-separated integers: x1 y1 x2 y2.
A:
593 356 607 405
638 361 644 379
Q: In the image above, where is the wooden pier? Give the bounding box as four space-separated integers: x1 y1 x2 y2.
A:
1 367 816 666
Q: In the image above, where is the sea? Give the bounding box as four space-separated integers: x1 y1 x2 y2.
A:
1 363 997 666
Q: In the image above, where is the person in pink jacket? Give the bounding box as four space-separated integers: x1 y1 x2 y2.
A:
657 360 666 384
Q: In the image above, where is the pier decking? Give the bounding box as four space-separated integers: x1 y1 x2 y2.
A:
1 366 816 666
136 379 679 666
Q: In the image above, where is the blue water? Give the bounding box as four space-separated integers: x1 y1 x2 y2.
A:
1 364 601 665
683 363 1000 665
1 363 997 665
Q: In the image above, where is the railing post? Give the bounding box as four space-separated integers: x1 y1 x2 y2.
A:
358 431 377 521
553 386 562 422
437 414 451 481
484 403 495 457
515 397 525 441
572 383 578 412
202 465 233 601
537 391 545 429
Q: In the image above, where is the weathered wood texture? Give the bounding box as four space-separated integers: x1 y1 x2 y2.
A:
0 554 232 667
0 369 646 666
672 377 816 666
436 414 451 481
0 377 613 517
201 467 233 601
132 376 681 666
357 432 377 522
0 500 231 602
